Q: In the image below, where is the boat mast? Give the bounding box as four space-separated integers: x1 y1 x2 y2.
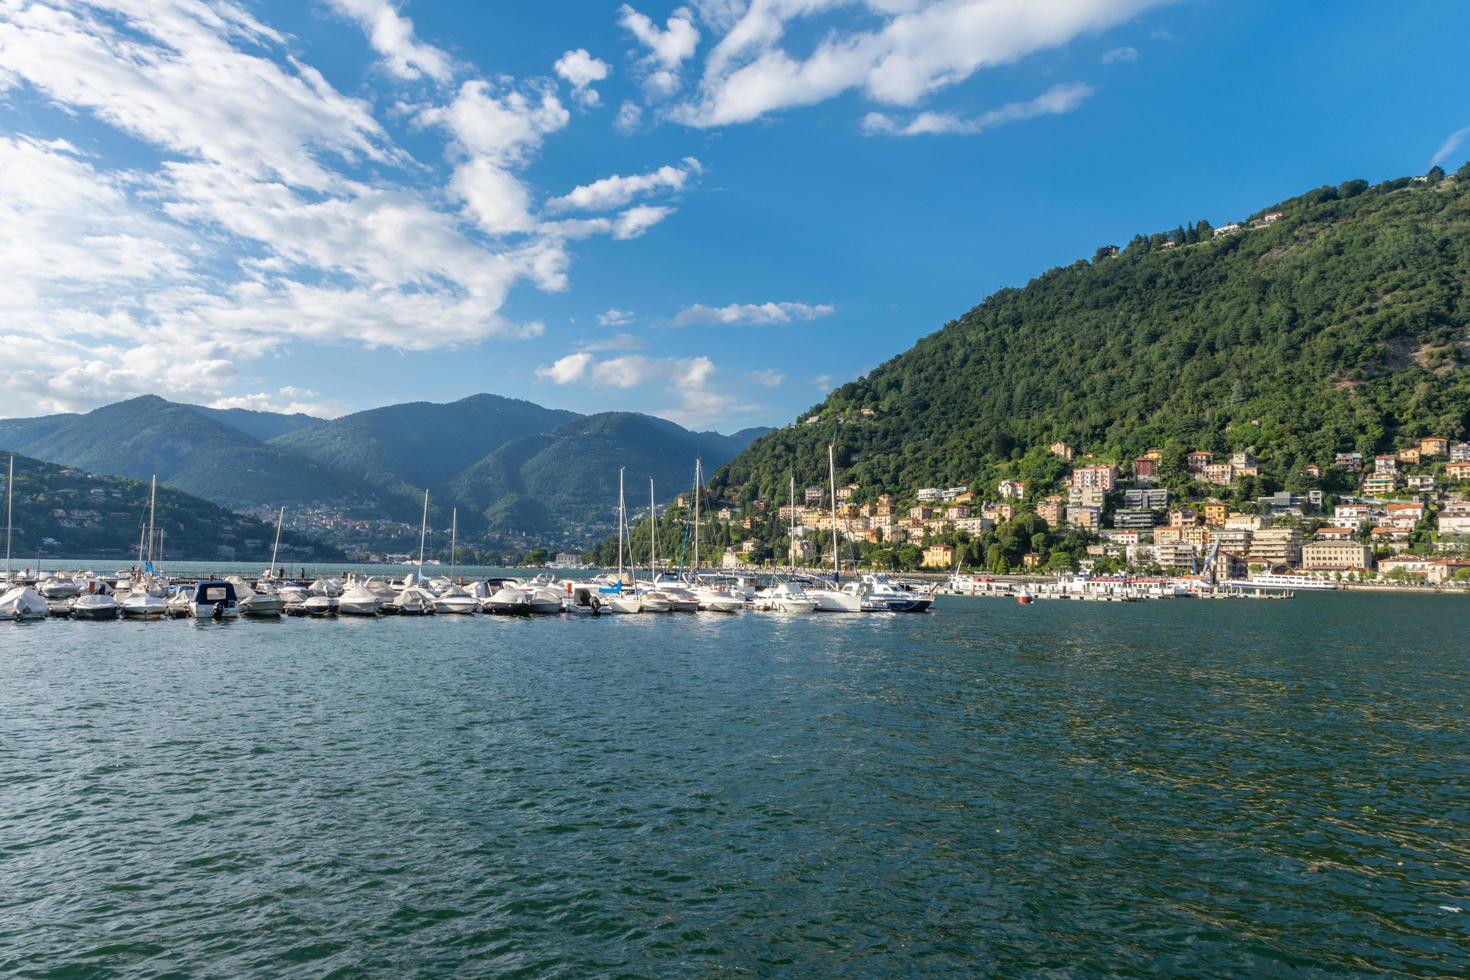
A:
146 475 157 569
692 458 701 575
5 455 13 581
450 507 458 580
828 443 840 583
269 506 284 579
649 478 656 583
617 467 626 587
416 489 429 581
789 472 796 575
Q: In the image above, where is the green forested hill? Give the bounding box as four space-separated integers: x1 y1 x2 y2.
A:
712 167 1470 502
448 412 770 534
0 453 342 563
0 396 380 511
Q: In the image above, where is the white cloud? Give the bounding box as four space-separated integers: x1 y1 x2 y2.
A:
614 100 644 133
597 308 637 326
1431 125 1470 168
327 0 453 83
1101 45 1138 63
418 77 569 235
579 332 646 352
619 4 700 69
745 369 785 387
862 82 1093 136
614 204 675 239
555 48 611 107
209 387 347 418
0 0 669 416
674 0 1169 127
534 351 753 427
674 300 835 326
812 373 833 392
535 351 594 384
548 157 701 211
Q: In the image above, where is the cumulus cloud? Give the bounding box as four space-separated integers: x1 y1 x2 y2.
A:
673 300 836 326
614 100 644 133
555 48 611 107
862 82 1094 136
620 4 700 69
328 0 453 83
548 157 701 211
672 0 1168 127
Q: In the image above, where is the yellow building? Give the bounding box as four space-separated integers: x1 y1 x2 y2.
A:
922 543 956 568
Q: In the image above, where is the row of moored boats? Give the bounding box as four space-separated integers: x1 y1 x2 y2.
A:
0 570 936 621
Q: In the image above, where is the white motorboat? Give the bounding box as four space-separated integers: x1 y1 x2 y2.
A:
70 592 120 620
394 585 436 615
860 574 934 612
809 585 864 612
276 583 309 609
637 589 674 613
524 587 564 615
433 585 479 615
484 585 531 615
185 580 240 620
693 585 744 612
605 592 643 614
0 585 47 621
302 594 337 617
651 577 699 612
231 577 285 618
120 585 169 620
307 577 343 597
755 581 818 614
563 583 604 615
338 584 382 616
166 588 195 618
39 576 79 600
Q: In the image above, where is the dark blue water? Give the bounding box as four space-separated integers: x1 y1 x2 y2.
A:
2 595 1467 975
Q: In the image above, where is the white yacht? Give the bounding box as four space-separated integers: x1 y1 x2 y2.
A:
523 586 565 615
120 584 169 620
231 577 285 618
860 574 934 612
394 585 436 616
39 576 79 600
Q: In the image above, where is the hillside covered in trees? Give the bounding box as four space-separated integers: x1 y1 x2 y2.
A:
712 165 1470 505
0 453 342 564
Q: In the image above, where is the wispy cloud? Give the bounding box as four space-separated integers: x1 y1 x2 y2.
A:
534 351 752 427
1431 125 1470 168
745 369 785 388
674 300 835 326
597 308 636 326
1102 45 1138 64
548 157 701 212
667 0 1169 128
863 83 1094 137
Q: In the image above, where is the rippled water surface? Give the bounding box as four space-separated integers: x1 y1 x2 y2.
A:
2 594 1468 976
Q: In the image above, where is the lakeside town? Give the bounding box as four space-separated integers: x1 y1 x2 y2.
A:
688 435 1470 588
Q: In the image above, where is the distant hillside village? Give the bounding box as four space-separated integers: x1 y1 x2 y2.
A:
697 435 1470 585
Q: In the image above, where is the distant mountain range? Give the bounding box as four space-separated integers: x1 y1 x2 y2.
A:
0 452 343 564
0 394 770 548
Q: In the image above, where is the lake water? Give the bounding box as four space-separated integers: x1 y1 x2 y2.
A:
1 593 1467 975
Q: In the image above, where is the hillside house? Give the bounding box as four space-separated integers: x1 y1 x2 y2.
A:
1420 437 1449 457
1050 441 1075 462
921 543 956 569
1447 462 1470 481
1334 452 1364 472
1072 465 1117 492
998 480 1026 500
1187 451 1214 473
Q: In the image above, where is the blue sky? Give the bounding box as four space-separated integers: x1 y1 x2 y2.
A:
1 0 1467 432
